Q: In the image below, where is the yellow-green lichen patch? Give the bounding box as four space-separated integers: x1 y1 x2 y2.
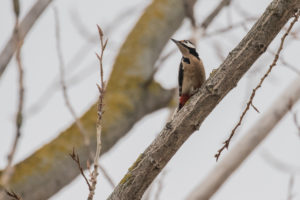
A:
119 172 132 185
128 153 144 172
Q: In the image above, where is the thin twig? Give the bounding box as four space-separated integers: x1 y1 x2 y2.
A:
292 112 300 137
268 50 300 76
215 10 300 161
0 0 53 78
26 3 134 117
154 170 167 200
260 150 300 174
53 7 90 146
0 0 24 190
54 8 114 194
287 175 295 200
87 24 107 200
98 165 115 188
200 0 231 31
204 17 257 37
5 190 22 200
69 149 92 191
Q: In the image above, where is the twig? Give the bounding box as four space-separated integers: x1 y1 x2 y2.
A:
54 8 113 195
200 0 231 31
98 165 115 188
107 2 300 198
292 112 300 137
87 25 107 200
204 17 257 37
145 48 177 86
154 170 167 200
287 175 295 200
53 7 90 146
212 41 225 61
26 3 135 117
69 149 92 191
268 50 300 76
186 78 300 200
5 190 21 200
70 3 140 42
215 10 300 161
0 0 53 78
260 150 300 174
0 0 24 190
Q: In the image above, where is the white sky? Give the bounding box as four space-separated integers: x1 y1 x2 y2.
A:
0 0 300 199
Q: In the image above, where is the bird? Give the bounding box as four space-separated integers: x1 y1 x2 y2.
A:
171 39 206 110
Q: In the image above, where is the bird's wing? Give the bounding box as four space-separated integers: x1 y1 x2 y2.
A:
178 61 184 96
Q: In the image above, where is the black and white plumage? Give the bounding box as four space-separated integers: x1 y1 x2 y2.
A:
171 39 206 110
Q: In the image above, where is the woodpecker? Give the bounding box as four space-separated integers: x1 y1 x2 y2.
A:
171 39 206 110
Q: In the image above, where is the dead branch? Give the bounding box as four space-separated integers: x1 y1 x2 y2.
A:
69 149 92 191
0 0 195 198
54 10 112 195
87 25 107 200
0 0 24 192
26 4 140 117
200 0 231 30
292 112 300 137
99 165 115 188
107 1 300 199
5 190 21 200
154 170 167 200
204 17 257 37
186 77 300 200
268 50 300 76
53 7 90 146
215 10 300 161
0 0 53 78
260 150 300 174
287 175 295 200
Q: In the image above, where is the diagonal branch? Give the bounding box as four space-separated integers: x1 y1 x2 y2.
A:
0 0 53 79
108 1 300 199
0 0 24 195
215 10 300 161
200 0 231 30
186 76 300 200
0 0 186 199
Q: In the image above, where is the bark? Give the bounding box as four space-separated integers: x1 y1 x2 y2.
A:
0 0 191 199
107 0 300 199
0 0 53 78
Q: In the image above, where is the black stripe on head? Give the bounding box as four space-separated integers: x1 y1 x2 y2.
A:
180 43 200 60
188 48 199 59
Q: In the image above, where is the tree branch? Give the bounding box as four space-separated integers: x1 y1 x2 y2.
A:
200 0 231 30
186 77 300 200
0 0 53 79
215 10 300 161
0 0 188 199
108 1 300 199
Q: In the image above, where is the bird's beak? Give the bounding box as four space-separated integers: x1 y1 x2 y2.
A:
171 38 178 44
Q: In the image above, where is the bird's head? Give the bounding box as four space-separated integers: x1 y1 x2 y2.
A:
171 38 199 58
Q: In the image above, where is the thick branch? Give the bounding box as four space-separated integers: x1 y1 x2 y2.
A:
0 0 189 199
186 77 300 200
0 0 53 79
108 0 300 199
